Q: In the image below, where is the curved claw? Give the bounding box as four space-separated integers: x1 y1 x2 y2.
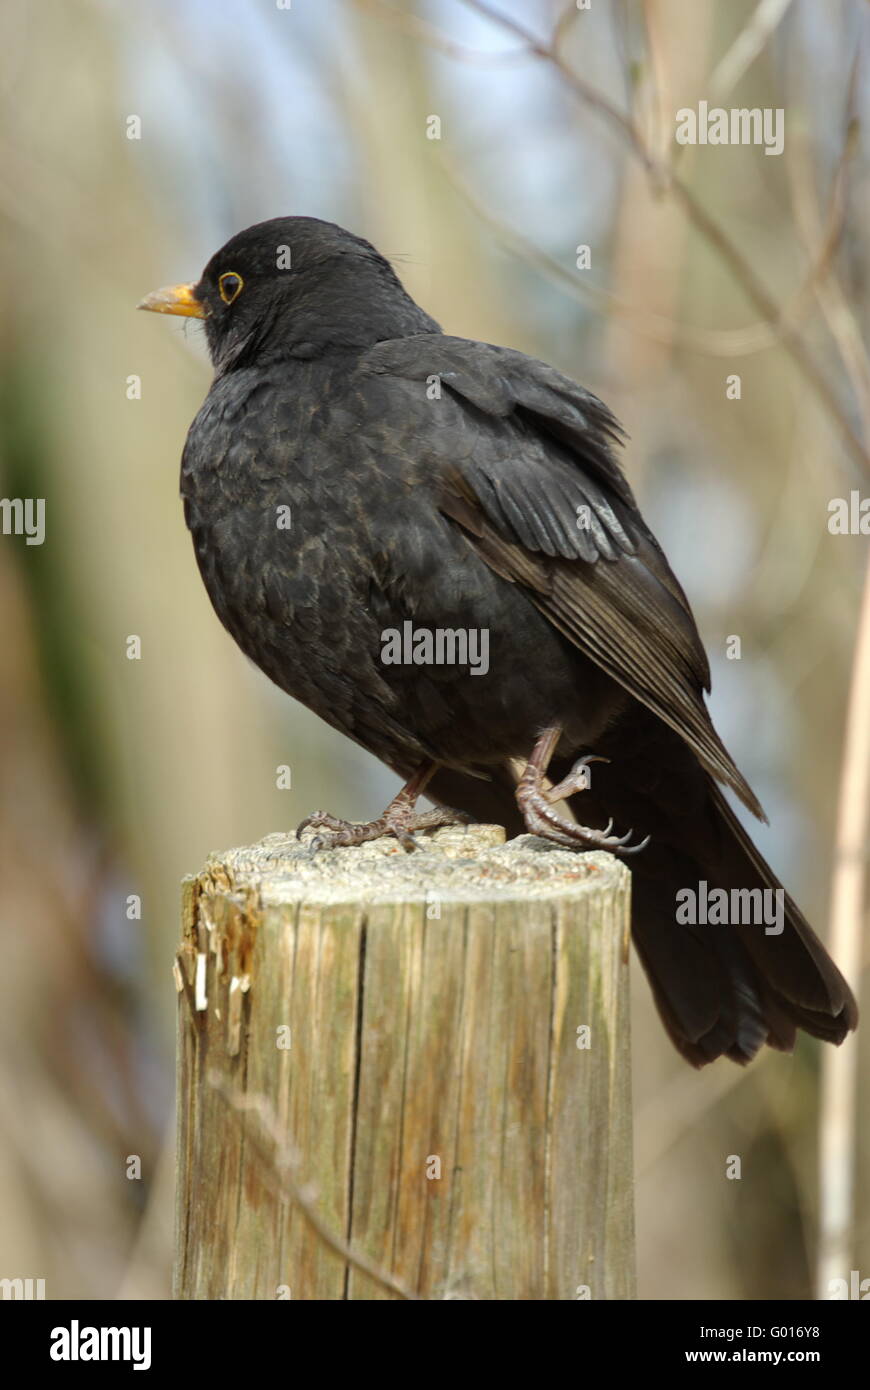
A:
620 833 651 856
296 816 314 840
608 827 636 847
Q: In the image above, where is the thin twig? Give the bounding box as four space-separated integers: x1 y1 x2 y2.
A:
441 155 770 354
442 147 855 359
640 0 671 172
668 176 867 471
463 0 654 168
210 1072 419 1301
710 0 797 99
786 58 870 444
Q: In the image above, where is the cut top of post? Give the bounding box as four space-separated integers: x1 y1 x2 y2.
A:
198 824 629 907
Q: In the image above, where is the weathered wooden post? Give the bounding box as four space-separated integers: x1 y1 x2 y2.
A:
174 825 635 1300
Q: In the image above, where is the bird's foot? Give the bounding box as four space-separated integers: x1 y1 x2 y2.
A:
297 780 470 853
516 749 650 856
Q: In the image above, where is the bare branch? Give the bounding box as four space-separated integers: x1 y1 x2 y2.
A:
786 71 870 441
462 0 655 169
459 0 869 475
710 0 797 100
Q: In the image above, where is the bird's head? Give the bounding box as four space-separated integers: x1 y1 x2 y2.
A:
138 216 439 373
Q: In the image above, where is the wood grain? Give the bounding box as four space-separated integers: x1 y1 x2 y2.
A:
174 825 635 1300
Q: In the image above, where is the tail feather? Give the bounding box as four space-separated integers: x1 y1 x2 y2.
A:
710 783 857 1035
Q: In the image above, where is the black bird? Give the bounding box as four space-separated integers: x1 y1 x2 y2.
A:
139 216 857 1066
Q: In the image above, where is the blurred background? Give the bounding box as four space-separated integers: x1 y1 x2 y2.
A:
0 0 868 1300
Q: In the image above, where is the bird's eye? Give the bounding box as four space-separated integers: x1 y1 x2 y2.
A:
218 271 244 305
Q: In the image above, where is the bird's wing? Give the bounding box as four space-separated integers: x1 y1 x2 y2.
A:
363 335 762 818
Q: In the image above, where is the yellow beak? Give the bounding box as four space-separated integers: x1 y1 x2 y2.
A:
137 282 205 318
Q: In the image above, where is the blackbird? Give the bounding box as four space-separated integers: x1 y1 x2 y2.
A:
140 216 857 1066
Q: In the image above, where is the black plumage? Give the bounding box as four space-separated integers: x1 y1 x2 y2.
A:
140 216 857 1067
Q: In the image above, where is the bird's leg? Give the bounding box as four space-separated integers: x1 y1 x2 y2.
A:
297 762 469 852
516 726 649 855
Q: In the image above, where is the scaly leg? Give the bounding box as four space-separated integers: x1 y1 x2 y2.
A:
297 763 469 852
516 727 650 854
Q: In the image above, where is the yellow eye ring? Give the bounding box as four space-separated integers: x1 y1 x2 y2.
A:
218 271 244 305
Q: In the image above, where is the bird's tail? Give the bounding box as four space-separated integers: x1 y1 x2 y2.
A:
427 733 857 1067
625 782 857 1066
